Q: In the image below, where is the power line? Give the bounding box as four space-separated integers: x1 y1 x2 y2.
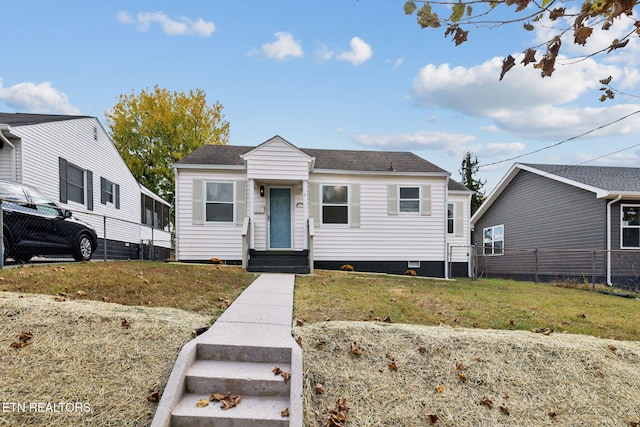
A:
478 109 640 169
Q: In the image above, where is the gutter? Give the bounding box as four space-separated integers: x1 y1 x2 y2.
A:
0 125 17 181
444 176 449 280
606 194 622 286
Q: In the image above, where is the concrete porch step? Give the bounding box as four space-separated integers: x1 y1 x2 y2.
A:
172 393 290 427
186 360 292 396
197 343 292 364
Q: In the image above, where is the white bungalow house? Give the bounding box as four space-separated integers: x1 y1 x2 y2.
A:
0 112 171 260
173 136 472 277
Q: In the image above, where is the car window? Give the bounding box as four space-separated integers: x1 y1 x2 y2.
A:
0 182 28 203
25 188 64 216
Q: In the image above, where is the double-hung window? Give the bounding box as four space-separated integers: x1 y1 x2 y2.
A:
483 224 504 255
447 203 455 234
322 185 348 224
206 182 234 222
399 187 420 213
59 157 93 210
621 205 640 248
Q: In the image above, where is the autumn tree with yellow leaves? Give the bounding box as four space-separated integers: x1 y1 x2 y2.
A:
106 86 230 219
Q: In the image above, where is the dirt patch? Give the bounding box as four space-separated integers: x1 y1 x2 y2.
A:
0 292 208 426
294 321 640 426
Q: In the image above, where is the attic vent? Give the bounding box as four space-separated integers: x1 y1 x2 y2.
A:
93 126 98 141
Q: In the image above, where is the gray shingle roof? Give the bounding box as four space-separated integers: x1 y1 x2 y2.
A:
523 163 640 192
176 143 452 174
0 112 93 126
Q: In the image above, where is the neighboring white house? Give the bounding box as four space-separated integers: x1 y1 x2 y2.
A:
173 135 472 277
0 112 171 260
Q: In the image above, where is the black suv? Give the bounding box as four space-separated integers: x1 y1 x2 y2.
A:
0 180 98 263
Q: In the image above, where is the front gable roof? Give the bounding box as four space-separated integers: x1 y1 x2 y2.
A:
175 136 450 175
471 162 640 224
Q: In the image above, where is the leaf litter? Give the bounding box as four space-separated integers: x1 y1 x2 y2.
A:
295 320 640 426
0 291 207 426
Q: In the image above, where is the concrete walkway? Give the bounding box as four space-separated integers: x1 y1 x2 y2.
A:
151 273 302 427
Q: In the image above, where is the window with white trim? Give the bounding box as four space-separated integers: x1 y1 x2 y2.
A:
483 224 504 255
621 205 640 248
205 182 234 222
447 203 454 234
322 185 348 224
399 186 420 213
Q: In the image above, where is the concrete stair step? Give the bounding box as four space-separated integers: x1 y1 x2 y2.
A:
186 360 292 396
197 343 291 364
172 393 290 427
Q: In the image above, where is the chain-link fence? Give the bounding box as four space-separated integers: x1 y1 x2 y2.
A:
474 245 640 292
1 199 172 268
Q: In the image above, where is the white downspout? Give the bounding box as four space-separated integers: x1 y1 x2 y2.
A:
0 125 17 181
606 194 622 286
444 177 449 279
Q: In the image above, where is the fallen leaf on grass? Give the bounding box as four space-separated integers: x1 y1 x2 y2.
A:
146 390 160 402
608 344 617 352
295 336 302 346
435 385 445 394
458 372 467 382
315 340 326 348
76 290 86 297
314 383 325 394
54 295 65 302
499 404 510 415
326 398 348 427
121 318 131 328
18 331 34 342
455 360 463 371
418 345 426 354
577 313 586 318
427 413 439 424
388 360 398 371
480 396 494 409
351 341 362 356
547 409 557 418
10 341 27 349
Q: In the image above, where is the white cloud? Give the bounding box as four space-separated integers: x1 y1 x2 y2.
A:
117 11 215 37
352 130 475 156
261 32 304 60
483 142 526 157
315 43 334 62
336 37 372 65
386 57 403 69
411 55 640 140
0 79 80 114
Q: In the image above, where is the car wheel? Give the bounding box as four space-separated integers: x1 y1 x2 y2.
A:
74 234 93 261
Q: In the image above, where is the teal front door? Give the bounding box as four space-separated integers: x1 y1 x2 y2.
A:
269 188 292 249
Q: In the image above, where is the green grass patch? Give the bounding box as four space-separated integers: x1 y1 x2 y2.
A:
294 272 640 341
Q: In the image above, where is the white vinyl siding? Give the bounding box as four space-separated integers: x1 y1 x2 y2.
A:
243 138 311 181
311 176 446 261
178 171 247 260
15 118 170 248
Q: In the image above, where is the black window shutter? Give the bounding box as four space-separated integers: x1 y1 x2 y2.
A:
86 170 93 211
100 177 106 204
115 184 120 209
59 157 67 203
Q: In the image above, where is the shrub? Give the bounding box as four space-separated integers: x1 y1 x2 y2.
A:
404 269 417 276
340 264 355 272
209 257 224 264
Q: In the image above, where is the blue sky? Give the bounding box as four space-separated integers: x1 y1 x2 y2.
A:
1 1 639 192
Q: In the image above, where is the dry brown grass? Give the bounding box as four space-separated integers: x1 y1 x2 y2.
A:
295 321 640 427
0 292 208 426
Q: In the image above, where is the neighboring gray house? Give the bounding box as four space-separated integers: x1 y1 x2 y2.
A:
173 136 473 277
0 112 172 260
471 163 640 287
